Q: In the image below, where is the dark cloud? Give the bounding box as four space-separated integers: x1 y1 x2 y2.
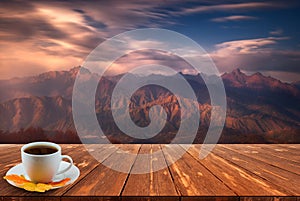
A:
72 8 85 14
0 0 35 12
0 17 68 42
82 14 107 29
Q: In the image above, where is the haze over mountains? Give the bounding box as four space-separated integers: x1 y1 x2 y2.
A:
0 67 299 143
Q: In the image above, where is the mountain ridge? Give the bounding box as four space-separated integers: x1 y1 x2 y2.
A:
0 67 299 143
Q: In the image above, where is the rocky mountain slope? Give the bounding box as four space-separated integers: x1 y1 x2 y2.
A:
0 67 299 143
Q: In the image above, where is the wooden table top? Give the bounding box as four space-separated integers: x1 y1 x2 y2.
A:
0 144 299 201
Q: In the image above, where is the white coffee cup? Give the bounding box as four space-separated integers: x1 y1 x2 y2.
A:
21 142 73 183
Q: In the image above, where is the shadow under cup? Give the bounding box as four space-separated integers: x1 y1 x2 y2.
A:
21 142 73 183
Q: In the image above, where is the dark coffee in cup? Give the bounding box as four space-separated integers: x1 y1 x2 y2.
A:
24 146 58 155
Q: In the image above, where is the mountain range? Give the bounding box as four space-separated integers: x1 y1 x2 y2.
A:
0 67 299 143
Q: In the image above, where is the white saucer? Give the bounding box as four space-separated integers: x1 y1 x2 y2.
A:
5 161 80 190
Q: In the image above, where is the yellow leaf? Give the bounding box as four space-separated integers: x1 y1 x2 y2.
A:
23 183 36 192
36 183 52 192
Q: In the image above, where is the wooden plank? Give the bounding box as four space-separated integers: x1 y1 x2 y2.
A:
205 145 300 195
220 144 300 175
1 197 60 201
0 144 22 149
0 153 20 164
0 144 300 199
277 144 300 152
121 144 155 196
161 144 235 196
50 144 102 195
230 146 298 194
122 197 180 201
224 144 300 166
258 145 300 164
239 197 298 201
0 144 15 148
184 145 291 196
181 197 238 201
62 196 120 201
64 145 141 196
63 164 128 196
0 145 22 163
0 145 22 188
150 145 179 196
103 145 141 173
83 144 122 164
122 144 178 196
0 155 22 173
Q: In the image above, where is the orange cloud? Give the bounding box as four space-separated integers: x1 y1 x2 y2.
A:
211 15 258 22
210 37 300 78
179 2 282 14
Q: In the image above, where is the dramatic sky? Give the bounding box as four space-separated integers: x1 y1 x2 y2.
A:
0 0 300 82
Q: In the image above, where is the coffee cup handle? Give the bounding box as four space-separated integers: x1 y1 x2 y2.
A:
56 155 73 175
